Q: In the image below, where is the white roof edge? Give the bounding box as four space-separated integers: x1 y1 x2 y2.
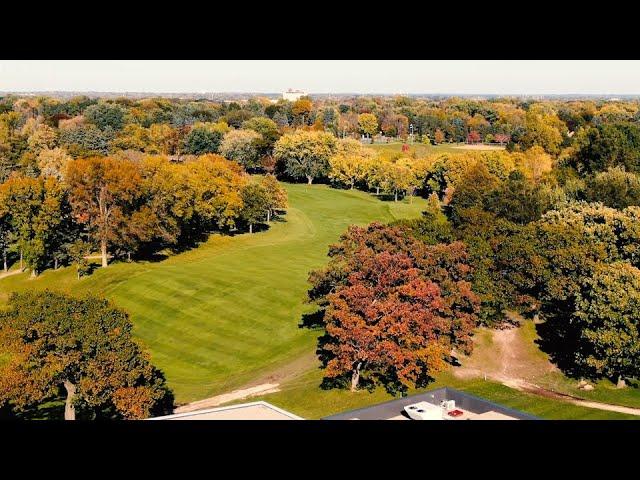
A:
147 401 304 420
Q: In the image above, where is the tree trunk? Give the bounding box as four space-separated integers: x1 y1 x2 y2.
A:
394 190 398 202
3 249 6 272
350 184 354 190
376 186 380 195
249 224 253 234
30 268 37 278
54 258 58 270
267 210 271 223
127 252 131 262
307 176 313 185
617 376 627 389
63 380 76 420
101 238 108 267
351 362 362 392
77 267 81 280
19 250 23 271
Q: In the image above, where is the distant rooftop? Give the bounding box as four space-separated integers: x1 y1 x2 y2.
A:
323 387 538 421
149 401 303 420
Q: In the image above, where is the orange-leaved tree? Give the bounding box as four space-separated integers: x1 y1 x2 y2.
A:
309 223 478 393
65 156 142 267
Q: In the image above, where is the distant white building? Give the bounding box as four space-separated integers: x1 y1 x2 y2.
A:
283 88 306 101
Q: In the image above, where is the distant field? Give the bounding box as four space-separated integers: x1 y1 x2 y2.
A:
368 142 505 159
0 182 427 403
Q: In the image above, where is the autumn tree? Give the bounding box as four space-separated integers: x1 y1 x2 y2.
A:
259 174 288 222
183 154 247 230
273 130 337 184
291 98 313 125
309 223 478 393
358 113 378 139
328 155 371 189
0 291 173 420
66 157 142 267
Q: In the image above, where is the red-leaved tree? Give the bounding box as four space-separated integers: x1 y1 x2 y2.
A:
309 223 479 393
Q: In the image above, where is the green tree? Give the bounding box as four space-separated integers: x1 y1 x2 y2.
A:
239 183 269 233
84 102 126 131
182 125 223 155
0 291 173 420
572 262 640 387
259 174 288 222
586 166 640 209
274 131 337 184
220 129 262 170
68 239 92 279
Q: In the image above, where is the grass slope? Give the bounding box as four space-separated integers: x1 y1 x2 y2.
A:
0 183 426 403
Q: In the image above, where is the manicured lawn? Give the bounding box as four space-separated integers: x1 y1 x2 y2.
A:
248 368 639 420
369 142 505 159
0 182 426 403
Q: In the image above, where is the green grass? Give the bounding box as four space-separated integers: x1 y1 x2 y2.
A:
0 182 426 403
247 368 638 420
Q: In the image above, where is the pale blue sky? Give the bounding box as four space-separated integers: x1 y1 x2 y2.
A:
1 60 640 94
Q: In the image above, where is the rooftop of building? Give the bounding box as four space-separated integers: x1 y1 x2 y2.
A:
322 387 539 421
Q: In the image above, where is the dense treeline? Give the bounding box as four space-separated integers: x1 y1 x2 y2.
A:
2 93 640 393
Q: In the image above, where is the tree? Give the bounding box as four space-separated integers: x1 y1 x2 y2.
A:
184 154 247 230
37 147 72 180
291 98 312 125
586 166 640 209
58 124 113 157
309 223 478 393
467 130 481 144
242 117 280 157
68 239 91 279
182 124 224 155
328 155 370 189
259 174 288 222
66 157 142 268
358 113 378 139
84 102 125 131
567 122 640 174
273 130 337 184
572 262 640 387
434 128 446 144
0 291 173 420
239 183 269 233
220 129 262 170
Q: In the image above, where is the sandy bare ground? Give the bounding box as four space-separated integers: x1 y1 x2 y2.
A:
451 144 506 151
174 350 318 414
454 325 640 416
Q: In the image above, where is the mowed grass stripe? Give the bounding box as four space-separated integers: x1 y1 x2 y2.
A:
0 183 426 402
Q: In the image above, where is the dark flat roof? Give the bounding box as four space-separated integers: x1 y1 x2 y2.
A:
323 387 539 420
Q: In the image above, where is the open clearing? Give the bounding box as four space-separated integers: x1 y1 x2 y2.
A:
0 183 426 403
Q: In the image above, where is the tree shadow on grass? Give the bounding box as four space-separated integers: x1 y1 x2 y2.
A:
534 313 584 380
298 309 325 330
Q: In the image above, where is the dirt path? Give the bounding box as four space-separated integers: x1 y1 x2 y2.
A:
0 269 24 280
454 326 640 416
174 351 318 414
